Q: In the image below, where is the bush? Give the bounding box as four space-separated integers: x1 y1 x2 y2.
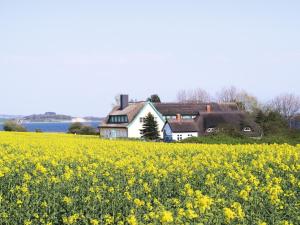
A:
216 123 244 138
181 132 300 145
68 122 97 135
79 126 98 135
3 121 27 132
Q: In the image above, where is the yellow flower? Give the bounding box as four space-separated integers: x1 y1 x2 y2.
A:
231 202 245 219
258 222 267 225
62 196 73 205
160 211 173 223
127 215 138 225
224 207 235 222
134 198 144 207
24 220 32 225
186 209 198 219
90 219 99 225
17 200 23 205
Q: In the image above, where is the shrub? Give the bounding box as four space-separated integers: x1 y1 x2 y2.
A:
68 122 97 135
3 121 27 132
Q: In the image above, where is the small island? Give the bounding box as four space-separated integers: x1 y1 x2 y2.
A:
16 112 102 123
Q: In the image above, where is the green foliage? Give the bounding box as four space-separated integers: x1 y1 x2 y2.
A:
181 131 300 145
140 113 160 140
3 121 27 132
216 123 245 138
255 110 288 135
68 122 97 135
147 94 161 103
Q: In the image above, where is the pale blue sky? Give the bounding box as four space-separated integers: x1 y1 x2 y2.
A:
1 1 299 116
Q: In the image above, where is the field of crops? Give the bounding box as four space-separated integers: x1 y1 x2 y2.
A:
0 132 299 225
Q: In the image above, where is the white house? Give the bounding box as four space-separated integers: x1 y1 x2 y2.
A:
162 118 198 142
99 95 165 139
100 95 259 141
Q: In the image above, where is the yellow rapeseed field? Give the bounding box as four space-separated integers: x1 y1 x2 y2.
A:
0 132 299 225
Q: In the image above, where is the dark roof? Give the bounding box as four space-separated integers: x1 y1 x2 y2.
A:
198 112 246 130
154 102 238 115
195 112 260 133
164 112 260 134
100 102 145 128
167 120 198 133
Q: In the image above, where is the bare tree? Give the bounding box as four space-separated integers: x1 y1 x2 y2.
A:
216 86 259 113
270 93 300 119
177 90 188 103
112 94 120 108
177 88 211 103
216 86 239 102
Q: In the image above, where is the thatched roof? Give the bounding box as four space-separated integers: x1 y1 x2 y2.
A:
100 102 145 128
166 120 198 132
154 102 238 115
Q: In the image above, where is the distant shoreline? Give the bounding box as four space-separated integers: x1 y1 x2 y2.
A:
0 121 100 132
0 121 101 124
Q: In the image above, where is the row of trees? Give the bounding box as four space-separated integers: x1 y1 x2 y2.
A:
176 86 300 120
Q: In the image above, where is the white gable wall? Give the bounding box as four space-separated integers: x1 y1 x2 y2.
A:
127 103 165 138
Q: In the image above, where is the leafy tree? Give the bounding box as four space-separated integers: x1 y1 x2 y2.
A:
147 94 161 103
79 126 97 135
68 122 83 134
3 121 27 132
68 122 97 135
255 110 288 135
140 113 160 140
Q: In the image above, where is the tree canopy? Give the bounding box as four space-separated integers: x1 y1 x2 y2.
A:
68 122 97 135
140 113 160 140
147 94 161 103
3 121 27 132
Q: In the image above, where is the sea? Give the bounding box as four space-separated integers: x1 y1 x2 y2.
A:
0 121 100 133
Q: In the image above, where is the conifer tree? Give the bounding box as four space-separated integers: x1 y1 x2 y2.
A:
140 112 160 140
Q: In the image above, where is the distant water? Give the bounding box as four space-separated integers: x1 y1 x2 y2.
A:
0 121 100 133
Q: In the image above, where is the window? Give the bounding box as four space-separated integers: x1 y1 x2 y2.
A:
140 117 145 123
243 127 252 132
108 115 128 123
177 134 183 141
188 134 193 137
206 128 216 133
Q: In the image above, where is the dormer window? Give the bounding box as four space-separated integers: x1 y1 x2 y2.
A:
206 128 216 133
108 115 128 123
243 127 252 132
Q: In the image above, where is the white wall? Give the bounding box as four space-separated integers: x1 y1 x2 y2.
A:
172 132 198 141
100 128 128 138
127 103 165 138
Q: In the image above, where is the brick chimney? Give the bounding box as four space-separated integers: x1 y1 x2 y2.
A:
176 114 181 121
120 94 129 110
206 104 212 113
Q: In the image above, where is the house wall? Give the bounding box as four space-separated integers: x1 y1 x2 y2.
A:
127 103 165 138
100 128 128 138
290 119 300 129
172 132 198 141
162 123 173 142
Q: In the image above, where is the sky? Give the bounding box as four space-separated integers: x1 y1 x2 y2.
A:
0 0 300 116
